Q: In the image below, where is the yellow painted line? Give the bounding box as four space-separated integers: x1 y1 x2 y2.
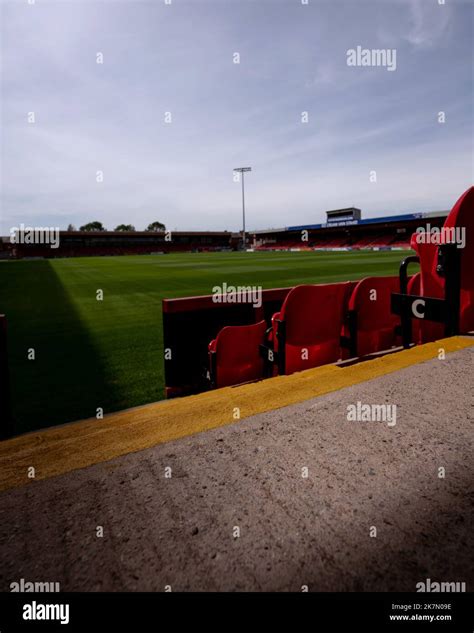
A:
0 336 472 493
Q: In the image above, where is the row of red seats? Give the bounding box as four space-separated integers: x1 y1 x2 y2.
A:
208 275 409 388
255 233 407 250
209 185 474 389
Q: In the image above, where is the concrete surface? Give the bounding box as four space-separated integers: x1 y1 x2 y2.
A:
0 347 473 592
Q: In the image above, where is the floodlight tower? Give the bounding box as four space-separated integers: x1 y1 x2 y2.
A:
233 167 252 249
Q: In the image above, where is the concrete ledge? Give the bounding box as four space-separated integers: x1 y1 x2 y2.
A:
0 336 472 492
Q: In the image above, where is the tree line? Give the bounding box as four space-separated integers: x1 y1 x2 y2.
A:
67 221 166 232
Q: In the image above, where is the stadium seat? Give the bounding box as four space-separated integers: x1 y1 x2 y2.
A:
347 276 401 357
208 320 267 388
271 283 352 375
410 186 474 340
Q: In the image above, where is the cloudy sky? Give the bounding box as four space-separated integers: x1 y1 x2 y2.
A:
1 0 472 233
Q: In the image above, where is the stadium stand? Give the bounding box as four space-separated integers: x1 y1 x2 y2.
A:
252 208 446 252
5 230 234 258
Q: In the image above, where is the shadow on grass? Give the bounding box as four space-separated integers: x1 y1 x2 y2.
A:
2 260 124 435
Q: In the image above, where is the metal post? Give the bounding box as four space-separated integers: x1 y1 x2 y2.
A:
241 171 246 249
233 167 252 250
242 172 245 250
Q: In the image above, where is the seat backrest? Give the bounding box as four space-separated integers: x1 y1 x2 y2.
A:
213 320 267 388
349 276 400 356
277 282 352 374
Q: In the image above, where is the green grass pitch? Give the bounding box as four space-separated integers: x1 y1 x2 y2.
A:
0 250 412 434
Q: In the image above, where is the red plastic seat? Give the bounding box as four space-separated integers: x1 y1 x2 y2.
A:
208 320 267 388
410 186 474 339
272 282 352 375
348 276 401 356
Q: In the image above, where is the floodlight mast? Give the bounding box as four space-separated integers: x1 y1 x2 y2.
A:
233 167 252 249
